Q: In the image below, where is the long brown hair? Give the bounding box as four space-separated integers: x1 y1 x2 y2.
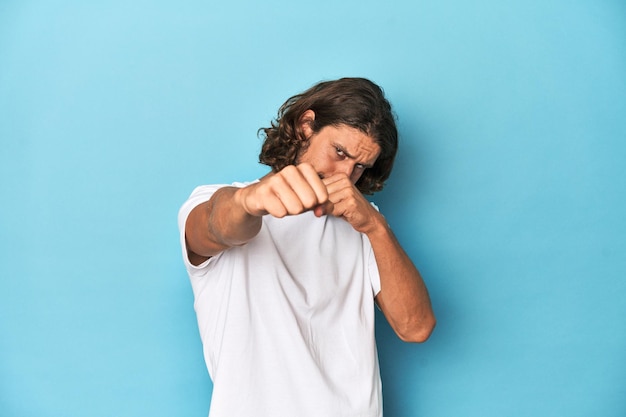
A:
258 77 398 194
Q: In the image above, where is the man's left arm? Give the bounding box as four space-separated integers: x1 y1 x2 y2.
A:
322 174 436 343
366 218 436 342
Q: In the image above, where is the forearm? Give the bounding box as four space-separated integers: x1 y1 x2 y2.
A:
186 186 262 259
367 215 436 343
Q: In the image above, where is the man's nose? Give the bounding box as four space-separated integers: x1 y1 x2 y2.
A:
337 162 355 178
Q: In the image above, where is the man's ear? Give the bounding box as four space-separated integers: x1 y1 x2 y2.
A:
299 109 316 138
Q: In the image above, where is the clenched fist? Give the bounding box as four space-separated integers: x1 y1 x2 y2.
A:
236 163 330 218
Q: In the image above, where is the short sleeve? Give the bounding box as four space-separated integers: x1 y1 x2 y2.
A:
368 243 381 297
177 185 227 273
367 201 381 296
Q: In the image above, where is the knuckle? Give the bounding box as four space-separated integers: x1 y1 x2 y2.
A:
301 195 317 208
271 206 288 218
282 165 297 174
289 201 305 214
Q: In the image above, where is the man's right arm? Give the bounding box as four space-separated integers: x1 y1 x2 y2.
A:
185 186 263 265
185 163 329 266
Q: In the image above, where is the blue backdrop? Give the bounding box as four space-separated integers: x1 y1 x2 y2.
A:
1 1 625 416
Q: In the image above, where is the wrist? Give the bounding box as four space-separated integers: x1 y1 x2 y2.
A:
363 211 390 238
234 184 264 217
232 187 249 215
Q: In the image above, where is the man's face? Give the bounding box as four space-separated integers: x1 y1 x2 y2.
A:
298 113 381 185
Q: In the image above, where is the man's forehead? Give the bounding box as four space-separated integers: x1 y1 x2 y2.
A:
343 135 380 154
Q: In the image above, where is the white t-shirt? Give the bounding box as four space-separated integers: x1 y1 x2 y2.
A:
178 183 383 417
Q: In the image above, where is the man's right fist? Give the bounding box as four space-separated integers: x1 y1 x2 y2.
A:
236 163 330 218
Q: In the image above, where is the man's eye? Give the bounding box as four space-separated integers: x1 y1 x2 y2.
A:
335 147 345 157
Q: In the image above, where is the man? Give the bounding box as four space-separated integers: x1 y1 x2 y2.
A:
178 77 435 417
